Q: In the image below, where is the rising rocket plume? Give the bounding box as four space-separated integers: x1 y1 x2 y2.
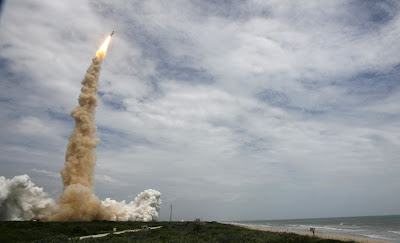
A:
48 34 161 221
0 35 161 222
49 36 112 221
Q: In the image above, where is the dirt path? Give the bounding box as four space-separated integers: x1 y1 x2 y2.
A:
78 226 162 240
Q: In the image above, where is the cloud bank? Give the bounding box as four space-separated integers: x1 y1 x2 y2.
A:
0 1 399 220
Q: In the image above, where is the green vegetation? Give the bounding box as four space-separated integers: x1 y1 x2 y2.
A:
0 221 355 243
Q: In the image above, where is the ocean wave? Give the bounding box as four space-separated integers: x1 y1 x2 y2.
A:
315 226 339 231
363 234 393 240
388 230 400 235
283 224 365 233
338 223 359 227
312 226 365 232
229 223 272 228
253 224 272 228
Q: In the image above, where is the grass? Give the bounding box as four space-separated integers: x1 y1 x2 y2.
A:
0 221 356 243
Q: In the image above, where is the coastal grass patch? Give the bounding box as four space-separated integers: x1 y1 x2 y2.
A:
79 222 354 243
0 221 355 242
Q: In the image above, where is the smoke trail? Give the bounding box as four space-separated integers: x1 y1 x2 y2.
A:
0 175 56 220
0 36 161 222
49 55 111 221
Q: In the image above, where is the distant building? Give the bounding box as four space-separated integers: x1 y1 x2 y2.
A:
194 218 201 222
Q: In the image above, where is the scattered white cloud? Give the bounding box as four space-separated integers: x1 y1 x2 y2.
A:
0 0 399 221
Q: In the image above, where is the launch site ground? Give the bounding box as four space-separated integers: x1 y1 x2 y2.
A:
0 221 355 242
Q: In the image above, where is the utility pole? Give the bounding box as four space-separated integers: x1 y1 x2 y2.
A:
170 204 173 222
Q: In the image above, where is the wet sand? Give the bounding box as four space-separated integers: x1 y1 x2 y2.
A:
227 223 388 243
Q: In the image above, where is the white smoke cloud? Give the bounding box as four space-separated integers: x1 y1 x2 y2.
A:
0 174 161 221
102 189 162 222
0 175 56 221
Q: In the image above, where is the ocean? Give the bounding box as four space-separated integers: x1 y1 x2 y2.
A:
231 215 400 242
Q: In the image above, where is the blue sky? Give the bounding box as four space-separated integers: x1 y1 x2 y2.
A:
0 0 400 221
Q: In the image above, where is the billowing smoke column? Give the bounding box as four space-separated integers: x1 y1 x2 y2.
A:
0 34 161 221
50 35 161 221
49 44 110 221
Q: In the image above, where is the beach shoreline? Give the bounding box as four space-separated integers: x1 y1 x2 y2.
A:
224 223 389 243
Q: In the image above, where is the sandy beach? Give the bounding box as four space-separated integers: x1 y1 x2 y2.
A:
228 223 389 243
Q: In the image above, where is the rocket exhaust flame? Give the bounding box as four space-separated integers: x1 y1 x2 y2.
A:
0 34 161 221
96 35 112 58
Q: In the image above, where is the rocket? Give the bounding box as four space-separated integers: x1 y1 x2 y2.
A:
110 31 114 37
